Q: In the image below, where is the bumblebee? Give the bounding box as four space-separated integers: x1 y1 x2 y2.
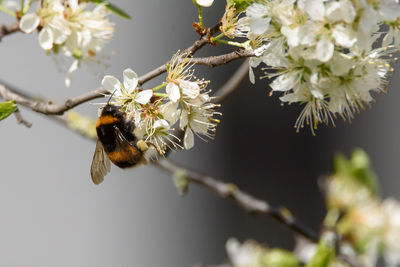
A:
91 104 148 185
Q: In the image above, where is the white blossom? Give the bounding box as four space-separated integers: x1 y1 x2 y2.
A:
19 0 114 87
226 238 261 267
102 68 153 115
236 0 398 134
194 0 214 7
382 198 400 267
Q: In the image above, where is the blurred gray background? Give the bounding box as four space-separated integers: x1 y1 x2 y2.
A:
0 1 399 266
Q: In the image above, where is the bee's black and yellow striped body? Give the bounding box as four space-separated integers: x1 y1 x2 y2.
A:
96 104 143 168
91 104 148 185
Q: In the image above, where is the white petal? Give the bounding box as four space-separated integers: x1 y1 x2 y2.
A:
303 0 325 21
134 111 142 126
179 80 200 99
270 73 297 91
249 67 255 84
326 0 356 23
249 56 262 68
3 1 20 11
65 30 81 54
250 17 271 36
280 93 298 103
52 26 68 45
195 0 214 7
166 82 181 102
80 29 92 47
69 0 78 11
281 26 300 47
246 3 269 18
332 25 356 48
316 35 334 62
379 1 400 21
65 59 79 87
19 13 40 33
160 101 179 124
38 27 53 50
329 53 354 76
183 128 194 150
382 28 395 47
180 109 188 130
311 89 324 99
123 68 138 93
359 6 379 33
153 119 169 129
101 75 121 93
136 90 153 104
310 72 318 85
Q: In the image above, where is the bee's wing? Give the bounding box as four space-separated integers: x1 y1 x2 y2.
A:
90 140 111 185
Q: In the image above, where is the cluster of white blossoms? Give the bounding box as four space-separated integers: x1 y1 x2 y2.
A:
19 0 114 86
101 51 219 154
222 150 400 267
228 0 400 134
316 149 400 267
325 175 400 267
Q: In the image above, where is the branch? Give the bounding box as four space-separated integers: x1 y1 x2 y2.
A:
0 22 19 40
154 158 319 242
0 60 317 242
13 108 32 127
138 23 220 85
0 82 106 115
191 50 254 68
0 49 252 115
139 49 253 86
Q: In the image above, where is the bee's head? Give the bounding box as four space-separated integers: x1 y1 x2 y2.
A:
101 104 123 117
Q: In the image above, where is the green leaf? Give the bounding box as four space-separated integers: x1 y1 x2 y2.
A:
333 149 379 195
260 249 300 267
0 100 17 122
305 238 335 267
226 0 253 11
87 0 131 19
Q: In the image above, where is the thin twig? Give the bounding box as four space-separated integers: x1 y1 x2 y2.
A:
154 158 319 242
138 23 221 85
13 108 32 128
138 49 253 86
213 59 249 103
0 22 19 41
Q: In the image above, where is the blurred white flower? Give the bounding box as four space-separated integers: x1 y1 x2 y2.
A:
19 0 114 86
382 198 400 267
226 238 260 267
194 0 214 7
